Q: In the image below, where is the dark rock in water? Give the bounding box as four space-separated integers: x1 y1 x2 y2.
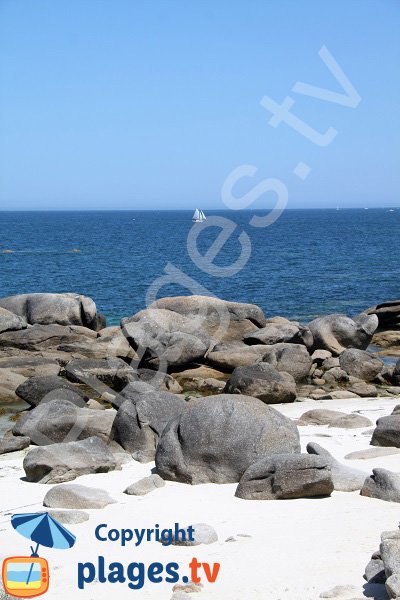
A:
15 375 88 408
149 295 266 343
371 416 400 448
65 358 135 392
365 299 400 330
224 363 296 404
243 321 312 347
43 483 116 509
0 293 101 330
0 324 97 351
394 359 400 386
260 343 313 382
0 307 27 334
155 394 300 484
112 390 187 462
23 437 117 483
306 442 367 492
235 453 333 500
0 356 61 378
206 343 269 371
0 436 30 454
122 308 211 369
13 398 115 445
361 468 400 503
124 474 165 496
339 348 383 381
308 313 378 355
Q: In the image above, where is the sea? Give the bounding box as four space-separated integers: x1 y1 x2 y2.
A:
0 209 399 326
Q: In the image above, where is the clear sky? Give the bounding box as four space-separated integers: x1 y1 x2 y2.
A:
0 0 399 210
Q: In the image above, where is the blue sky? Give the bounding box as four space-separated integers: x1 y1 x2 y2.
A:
0 0 399 210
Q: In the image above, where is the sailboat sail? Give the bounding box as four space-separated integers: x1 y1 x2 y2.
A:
192 208 206 222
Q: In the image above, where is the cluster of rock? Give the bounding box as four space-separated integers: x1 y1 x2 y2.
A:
0 291 398 502
364 525 400 599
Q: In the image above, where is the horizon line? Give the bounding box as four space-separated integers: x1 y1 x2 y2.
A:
0 206 399 213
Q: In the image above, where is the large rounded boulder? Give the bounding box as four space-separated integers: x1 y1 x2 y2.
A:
0 293 102 330
224 363 296 404
308 313 378 355
260 343 312 381
339 348 383 381
112 389 187 462
121 308 211 369
0 307 27 334
150 295 266 343
13 399 115 445
155 394 300 484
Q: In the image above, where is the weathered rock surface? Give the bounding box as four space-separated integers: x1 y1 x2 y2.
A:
13 399 115 445
65 358 135 392
0 356 61 378
122 308 211 369
156 394 300 484
339 348 383 381
260 343 312 382
150 295 266 343
23 437 117 483
371 416 400 448
297 409 371 428
308 313 378 355
328 413 372 429
345 447 400 460
43 483 116 509
15 375 88 408
361 468 400 503
113 390 187 462
235 453 333 500
0 369 26 403
394 359 400 386
0 324 97 351
47 509 90 524
347 381 378 397
124 474 165 496
0 435 30 455
307 442 367 491
243 322 312 347
206 344 269 371
0 293 101 330
0 307 27 333
224 363 296 404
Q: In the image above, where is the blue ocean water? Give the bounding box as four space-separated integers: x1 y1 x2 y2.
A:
0 209 398 326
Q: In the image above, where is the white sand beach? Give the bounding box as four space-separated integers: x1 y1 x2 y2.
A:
1 395 399 600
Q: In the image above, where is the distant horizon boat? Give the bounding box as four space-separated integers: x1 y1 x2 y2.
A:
192 208 206 222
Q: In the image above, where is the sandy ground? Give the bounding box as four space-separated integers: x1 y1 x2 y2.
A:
0 396 399 600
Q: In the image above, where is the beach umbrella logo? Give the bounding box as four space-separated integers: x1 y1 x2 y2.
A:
2 512 76 598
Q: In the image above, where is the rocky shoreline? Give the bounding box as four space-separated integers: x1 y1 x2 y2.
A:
1 292 400 599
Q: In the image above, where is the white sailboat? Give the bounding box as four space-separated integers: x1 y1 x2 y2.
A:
192 208 206 222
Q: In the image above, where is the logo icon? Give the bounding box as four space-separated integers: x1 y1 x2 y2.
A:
2 512 76 598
